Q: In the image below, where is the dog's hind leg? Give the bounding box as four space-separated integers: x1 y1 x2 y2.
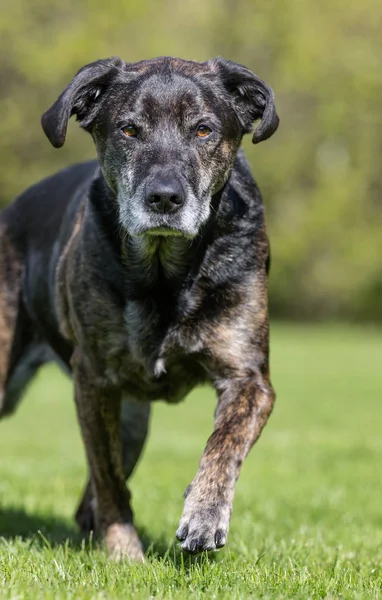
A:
0 222 50 419
0 223 23 416
75 398 151 533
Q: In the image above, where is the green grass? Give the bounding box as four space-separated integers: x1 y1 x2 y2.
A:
0 324 381 599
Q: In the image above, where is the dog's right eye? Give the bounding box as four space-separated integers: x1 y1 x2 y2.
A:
121 124 138 137
196 125 212 138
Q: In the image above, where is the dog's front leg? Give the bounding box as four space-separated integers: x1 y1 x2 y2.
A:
176 374 275 554
75 398 151 533
72 353 144 561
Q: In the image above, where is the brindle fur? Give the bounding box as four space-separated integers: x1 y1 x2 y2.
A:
0 56 278 559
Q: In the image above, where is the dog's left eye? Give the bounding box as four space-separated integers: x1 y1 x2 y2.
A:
196 125 212 138
121 124 138 137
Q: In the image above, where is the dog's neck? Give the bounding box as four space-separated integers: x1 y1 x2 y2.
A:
122 234 196 285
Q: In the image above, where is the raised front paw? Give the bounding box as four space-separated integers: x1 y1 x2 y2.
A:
176 500 231 554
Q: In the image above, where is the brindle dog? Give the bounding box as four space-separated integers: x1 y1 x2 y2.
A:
0 56 278 560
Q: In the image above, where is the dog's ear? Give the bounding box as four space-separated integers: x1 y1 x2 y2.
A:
41 57 124 148
211 58 279 144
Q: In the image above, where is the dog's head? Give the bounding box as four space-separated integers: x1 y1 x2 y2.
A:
42 56 278 238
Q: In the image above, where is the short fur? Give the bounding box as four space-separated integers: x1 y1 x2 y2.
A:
0 56 278 559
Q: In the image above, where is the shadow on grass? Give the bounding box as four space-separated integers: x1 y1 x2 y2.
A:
0 507 82 548
0 508 219 568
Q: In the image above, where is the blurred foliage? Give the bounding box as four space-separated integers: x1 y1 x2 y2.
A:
0 0 381 321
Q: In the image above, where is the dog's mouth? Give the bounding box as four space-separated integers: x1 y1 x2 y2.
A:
144 226 186 237
134 213 199 239
127 219 197 240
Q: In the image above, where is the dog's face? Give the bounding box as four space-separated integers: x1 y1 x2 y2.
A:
42 57 278 238
91 62 246 238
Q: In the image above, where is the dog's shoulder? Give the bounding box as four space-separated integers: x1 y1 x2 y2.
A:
2 162 99 358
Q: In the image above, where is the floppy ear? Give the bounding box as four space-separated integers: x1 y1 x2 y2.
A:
41 57 124 148
211 58 279 144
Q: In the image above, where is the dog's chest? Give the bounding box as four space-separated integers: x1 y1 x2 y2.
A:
101 299 206 402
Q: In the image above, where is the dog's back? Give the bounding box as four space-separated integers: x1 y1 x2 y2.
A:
1 161 97 253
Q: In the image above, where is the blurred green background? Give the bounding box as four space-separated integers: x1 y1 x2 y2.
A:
0 5 381 594
0 0 381 321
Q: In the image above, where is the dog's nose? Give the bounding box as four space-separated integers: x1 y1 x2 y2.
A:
145 178 185 213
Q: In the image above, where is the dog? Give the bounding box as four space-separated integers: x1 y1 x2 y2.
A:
0 56 278 560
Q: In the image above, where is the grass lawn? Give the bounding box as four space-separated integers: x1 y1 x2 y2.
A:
0 323 381 599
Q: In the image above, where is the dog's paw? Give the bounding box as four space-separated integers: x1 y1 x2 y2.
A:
176 501 231 554
105 523 145 562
